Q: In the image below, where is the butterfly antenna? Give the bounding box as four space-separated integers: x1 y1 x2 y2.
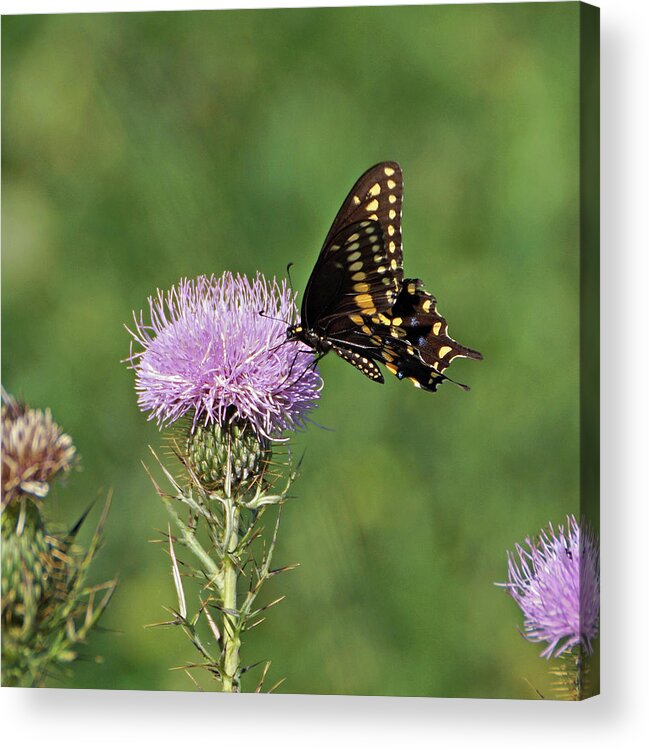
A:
286 262 295 291
258 310 290 325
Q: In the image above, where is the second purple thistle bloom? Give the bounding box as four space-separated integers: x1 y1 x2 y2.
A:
127 272 322 438
503 515 600 659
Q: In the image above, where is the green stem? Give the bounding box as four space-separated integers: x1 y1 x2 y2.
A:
221 501 240 692
162 497 223 592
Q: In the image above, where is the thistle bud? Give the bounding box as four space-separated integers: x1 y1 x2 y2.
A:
185 420 271 495
2 500 69 643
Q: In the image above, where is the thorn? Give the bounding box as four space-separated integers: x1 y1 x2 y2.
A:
168 526 187 619
268 677 286 693
255 661 272 693
268 563 300 576
200 598 221 642
184 669 203 691
240 659 265 675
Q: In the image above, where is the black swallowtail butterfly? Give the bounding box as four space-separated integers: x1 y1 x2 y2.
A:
287 162 482 391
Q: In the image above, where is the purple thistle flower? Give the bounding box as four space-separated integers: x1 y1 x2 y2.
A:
501 516 600 658
127 272 321 438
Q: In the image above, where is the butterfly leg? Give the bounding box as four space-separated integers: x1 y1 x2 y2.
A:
279 347 322 388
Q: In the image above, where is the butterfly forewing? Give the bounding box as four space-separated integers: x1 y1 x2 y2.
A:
303 162 404 329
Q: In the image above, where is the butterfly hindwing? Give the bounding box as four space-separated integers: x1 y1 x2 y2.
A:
331 344 385 384
323 320 447 391
390 279 484 374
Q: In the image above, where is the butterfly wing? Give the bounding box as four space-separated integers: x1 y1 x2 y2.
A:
390 279 483 373
325 278 483 391
297 162 481 392
359 278 483 390
302 162 404 330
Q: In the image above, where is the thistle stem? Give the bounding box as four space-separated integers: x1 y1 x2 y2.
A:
221 501 240 692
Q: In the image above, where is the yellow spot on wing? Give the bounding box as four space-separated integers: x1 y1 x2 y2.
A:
368 182 381 196
387 179 396 189
438 346 452 359
353 195 361 205
355 293 375 309
384 167 395 176
432 322 442 335
366 199 379 212
354 282 370 293
348 233 360 242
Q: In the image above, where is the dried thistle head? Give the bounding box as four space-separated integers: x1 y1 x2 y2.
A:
1 390 77 508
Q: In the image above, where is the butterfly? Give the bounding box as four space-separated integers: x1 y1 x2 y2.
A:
286 162 482 391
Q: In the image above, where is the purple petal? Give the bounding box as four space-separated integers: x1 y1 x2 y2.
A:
126 272 322 438
500 516 600 658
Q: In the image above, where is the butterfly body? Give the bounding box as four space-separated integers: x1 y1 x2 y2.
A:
289 162 482 392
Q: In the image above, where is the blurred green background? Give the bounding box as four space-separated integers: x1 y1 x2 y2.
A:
2 3 584 697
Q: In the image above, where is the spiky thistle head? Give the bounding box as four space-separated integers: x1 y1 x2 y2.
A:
501 515 600 658
126 272 321 440
126 272 322 495
1 500 71 642
1 390 77 509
